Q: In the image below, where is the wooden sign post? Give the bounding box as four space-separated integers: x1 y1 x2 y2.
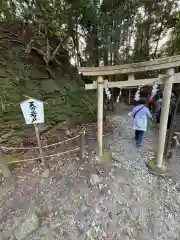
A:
20 98 47 169
34 123 47 168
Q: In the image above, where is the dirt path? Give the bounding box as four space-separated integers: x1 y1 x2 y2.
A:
1 103 180 240
107 104 180 239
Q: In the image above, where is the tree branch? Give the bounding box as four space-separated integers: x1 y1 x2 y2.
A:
51 43 61 60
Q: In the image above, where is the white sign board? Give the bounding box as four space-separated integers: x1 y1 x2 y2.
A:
20 98 44 124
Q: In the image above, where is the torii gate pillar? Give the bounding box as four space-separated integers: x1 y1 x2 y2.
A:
156 68 174 170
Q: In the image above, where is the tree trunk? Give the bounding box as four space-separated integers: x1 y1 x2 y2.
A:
104 48 108 66
110 88 115 112
153 17 165 59
92 25 99 67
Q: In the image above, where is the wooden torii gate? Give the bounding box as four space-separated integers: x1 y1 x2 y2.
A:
78 55 180 172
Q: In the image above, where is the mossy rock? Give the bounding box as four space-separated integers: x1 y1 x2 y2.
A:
40 79 61 94
147 159 157 170
100 149 112 166
28 67 49 79
50 114 69 123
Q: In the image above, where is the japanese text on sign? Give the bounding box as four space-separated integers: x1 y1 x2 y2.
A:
29 101 37 123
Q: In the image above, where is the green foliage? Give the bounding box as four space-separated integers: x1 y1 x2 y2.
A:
0 0 178 65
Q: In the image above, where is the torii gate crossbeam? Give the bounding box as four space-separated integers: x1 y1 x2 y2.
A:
78 55 180 173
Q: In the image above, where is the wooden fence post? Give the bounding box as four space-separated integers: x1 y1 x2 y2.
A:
80 131 86 160
0 152 11 178
156 68 174 169
97 76 104 158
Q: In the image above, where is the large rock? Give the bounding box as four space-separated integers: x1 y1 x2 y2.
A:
0 152 11 178
41 169 50 178
14 213 39 240
90 174 101 185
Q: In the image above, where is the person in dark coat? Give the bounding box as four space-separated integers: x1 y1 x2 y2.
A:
167 93 176 129
154 93 163 124
155 93 176 129
147 92 155 113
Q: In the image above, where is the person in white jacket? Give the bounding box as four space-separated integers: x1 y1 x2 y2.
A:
129 98 152 147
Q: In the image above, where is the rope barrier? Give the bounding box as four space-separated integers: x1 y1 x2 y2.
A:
2 146 39 150
42 135 80 149
7 147 80 164
1 135 80 151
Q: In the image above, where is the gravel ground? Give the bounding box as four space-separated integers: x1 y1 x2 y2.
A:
1 103 180 240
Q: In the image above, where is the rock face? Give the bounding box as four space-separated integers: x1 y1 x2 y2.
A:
14 213 39 240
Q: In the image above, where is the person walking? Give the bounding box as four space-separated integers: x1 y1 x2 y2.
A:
129 98 152 148
167 93 176 129
154 92 176 129
154 93 163 124
147 91 155 113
